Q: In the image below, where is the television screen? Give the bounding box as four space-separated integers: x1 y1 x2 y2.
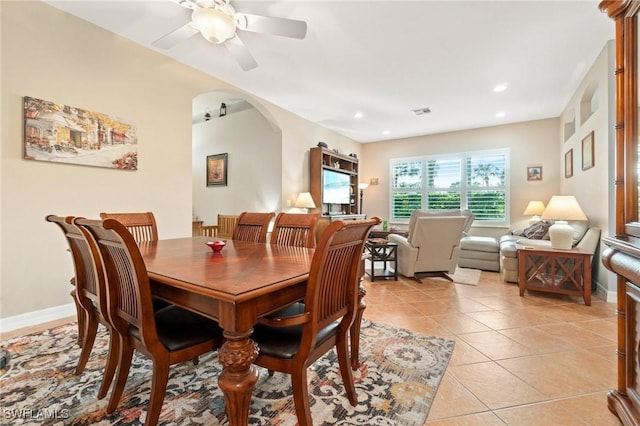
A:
322 169 351 204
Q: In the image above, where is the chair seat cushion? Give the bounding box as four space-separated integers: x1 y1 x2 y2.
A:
130 306 222 351
252 303 338 359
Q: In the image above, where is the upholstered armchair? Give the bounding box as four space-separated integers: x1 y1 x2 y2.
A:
388 209 474 279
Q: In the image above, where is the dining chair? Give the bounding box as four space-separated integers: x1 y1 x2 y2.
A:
99 211 158 243
74 218 224 426
269 212 319 248
46 215 118 400
232 211 275 243
216 214 239 238
251 217 380 426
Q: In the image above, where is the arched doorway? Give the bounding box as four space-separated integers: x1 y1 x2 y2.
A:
192 90 283 227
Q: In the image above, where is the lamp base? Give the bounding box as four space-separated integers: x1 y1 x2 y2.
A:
528 215 542 226
548 220 574 250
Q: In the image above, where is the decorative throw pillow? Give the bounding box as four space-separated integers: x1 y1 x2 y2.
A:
522 220 551 240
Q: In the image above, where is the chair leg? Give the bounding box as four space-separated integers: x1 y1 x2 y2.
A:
107 342 134 413
337 332 357 406
350 283 367 370
291 366 312 426
145 361 170 426
71 289 85 347
74 313 98 375
97 328 120 400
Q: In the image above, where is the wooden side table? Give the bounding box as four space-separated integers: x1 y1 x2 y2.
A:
364 239 398 281
517 244 593 305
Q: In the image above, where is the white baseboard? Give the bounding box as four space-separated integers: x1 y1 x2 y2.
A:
0 303 76 333
593 281 617 303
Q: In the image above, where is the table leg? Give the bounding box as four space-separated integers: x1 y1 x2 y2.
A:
583 256 592 306
518 252 526 296
217 329 259 426
350 283 366 370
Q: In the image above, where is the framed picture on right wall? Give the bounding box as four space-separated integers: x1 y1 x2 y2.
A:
565 149 573 178
582 131 595 170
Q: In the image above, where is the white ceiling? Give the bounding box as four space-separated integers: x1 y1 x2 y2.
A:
44 0 614 143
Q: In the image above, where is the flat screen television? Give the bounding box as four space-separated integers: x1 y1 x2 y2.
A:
322 169 352 205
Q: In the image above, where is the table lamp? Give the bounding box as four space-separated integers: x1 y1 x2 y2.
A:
540 195 588 250
358 182 369 214
294 192 316 213
523 200 546 225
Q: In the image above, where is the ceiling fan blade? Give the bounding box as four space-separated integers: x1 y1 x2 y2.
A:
152 23 199 49
236 13 307 39
225 36 258 71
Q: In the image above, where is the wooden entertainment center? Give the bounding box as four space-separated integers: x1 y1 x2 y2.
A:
309 147 366 236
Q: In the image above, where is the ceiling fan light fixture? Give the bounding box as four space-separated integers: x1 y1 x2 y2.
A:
192 7 236 44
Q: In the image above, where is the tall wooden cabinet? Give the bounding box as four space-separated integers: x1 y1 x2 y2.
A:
600 1 640 424
309 147 359 216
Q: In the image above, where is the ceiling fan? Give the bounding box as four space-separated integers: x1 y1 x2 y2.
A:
153 0 307 71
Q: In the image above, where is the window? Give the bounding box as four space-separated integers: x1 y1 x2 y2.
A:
391 149 509 226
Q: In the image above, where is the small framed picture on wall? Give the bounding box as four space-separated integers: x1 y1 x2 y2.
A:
527 166 542 181
565 149 573 178
206 153 228 186
582 131 595 170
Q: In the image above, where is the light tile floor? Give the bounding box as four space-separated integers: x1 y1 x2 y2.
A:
361 270 621 425
1 270 621 425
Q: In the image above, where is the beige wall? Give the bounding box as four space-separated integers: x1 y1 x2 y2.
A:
559 40 615 294
0 1 360 325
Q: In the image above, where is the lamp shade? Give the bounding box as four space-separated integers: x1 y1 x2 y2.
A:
523 201 546 216
540 196 587 221
358 182 370 191
541 196 588 250
294 192 316 209
524 200 546 225
192 8 236 44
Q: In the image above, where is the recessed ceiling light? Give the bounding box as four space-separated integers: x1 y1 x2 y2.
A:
383 130 390 135
354 112 364 119
496 112 506 118
493 84 508 93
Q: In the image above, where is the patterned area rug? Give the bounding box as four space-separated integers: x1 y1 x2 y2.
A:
0 319 454 425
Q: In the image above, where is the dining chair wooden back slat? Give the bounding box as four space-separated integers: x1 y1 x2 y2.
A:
99 212 158 244
233 212 275 243
270 212 319 248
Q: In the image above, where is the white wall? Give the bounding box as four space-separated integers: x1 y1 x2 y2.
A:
0 1 360 324
192 106 282 224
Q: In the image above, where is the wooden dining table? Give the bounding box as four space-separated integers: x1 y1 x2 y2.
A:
138 236 314 426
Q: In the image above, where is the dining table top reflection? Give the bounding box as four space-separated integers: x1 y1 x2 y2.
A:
138 236 314 426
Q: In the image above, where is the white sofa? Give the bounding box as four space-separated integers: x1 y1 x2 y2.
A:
388 209 474 279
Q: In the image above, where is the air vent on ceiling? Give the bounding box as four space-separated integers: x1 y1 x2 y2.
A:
412 107 432 115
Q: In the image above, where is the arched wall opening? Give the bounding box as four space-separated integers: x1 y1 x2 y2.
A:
192 90 282 227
